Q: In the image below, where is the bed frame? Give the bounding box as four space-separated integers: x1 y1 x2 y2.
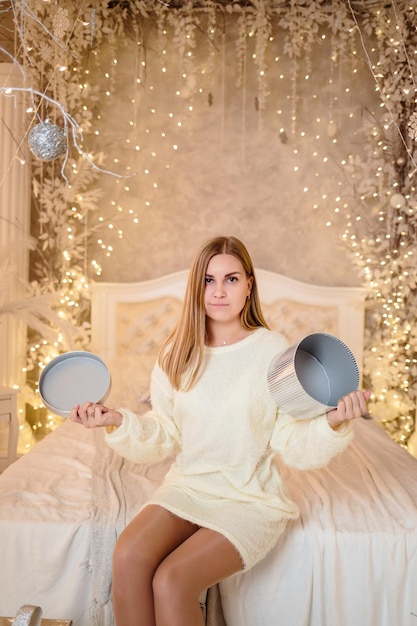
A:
2 268 417 626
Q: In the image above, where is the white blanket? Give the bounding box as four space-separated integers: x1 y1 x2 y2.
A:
1 418 417 626
0 421 95 623
220 418 417 626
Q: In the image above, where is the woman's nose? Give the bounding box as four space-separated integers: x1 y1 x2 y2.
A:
214 284 226 298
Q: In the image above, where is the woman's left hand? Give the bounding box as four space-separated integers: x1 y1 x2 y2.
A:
326 390 372 431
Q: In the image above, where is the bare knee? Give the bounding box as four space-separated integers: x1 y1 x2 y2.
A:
153 558 202 605
112 530 153 586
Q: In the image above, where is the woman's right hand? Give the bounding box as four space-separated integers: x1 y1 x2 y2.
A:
70 401 123 429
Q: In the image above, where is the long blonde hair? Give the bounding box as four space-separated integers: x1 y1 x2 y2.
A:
158 236 269 390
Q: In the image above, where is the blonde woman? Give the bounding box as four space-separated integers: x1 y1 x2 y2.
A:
71 235 370 626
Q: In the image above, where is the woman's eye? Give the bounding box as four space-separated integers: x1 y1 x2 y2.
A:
205 277 213 284
228 276 237 282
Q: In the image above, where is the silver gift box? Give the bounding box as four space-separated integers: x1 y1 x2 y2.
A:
267 333 359 420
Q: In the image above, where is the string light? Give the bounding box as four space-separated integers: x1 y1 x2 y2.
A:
2 2 416 447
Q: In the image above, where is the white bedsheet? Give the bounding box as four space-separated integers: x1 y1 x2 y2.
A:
1 418 417 626
0 419 220 625
220 418 417 626
0 421 95 623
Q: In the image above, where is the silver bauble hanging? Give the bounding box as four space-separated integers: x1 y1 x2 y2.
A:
28 121 67 161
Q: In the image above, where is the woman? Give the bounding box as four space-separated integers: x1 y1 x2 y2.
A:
71 235 370 626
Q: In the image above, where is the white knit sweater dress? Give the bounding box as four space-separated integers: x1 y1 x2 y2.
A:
105 327 353 570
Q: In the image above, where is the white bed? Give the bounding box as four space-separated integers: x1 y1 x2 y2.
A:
1 268 417 626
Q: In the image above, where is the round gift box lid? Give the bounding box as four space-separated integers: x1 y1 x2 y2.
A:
39 351 111 418
267 332 359 420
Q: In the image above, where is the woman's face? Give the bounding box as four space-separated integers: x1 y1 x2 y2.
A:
204 253 253 324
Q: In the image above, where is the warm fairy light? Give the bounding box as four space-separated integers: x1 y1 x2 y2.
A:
5 2 415 448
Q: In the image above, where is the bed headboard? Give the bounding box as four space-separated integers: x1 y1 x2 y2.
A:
91 270 366 409
91 269 365 361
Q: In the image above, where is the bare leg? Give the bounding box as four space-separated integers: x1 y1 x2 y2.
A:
112 505 200 626
153 526 244 626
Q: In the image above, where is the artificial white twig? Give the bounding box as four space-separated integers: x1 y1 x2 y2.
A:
0 86 136 185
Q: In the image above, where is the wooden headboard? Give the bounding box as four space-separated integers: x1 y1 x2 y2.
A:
91 269 366 367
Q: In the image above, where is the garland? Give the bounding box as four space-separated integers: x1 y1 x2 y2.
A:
2 0 416 445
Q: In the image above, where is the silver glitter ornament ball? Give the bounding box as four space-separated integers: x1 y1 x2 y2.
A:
28 121 67 161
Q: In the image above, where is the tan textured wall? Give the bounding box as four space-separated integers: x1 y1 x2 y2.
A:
88 26 375 287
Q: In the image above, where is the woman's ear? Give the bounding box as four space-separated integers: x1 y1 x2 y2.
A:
247 275 254 296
